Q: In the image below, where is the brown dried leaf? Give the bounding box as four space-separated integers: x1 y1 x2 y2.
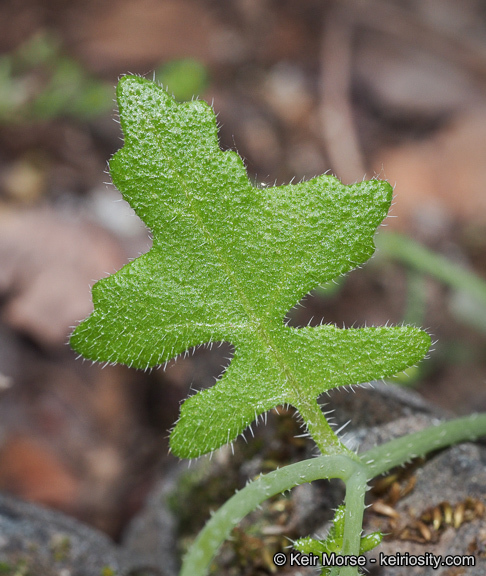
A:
0 208 126 346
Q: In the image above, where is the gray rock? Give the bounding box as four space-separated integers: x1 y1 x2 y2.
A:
0 492 123 576
365 441 486 576
1 382 484 576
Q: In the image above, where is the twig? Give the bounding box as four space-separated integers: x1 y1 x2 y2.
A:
347 0 486 89
319 4 367 183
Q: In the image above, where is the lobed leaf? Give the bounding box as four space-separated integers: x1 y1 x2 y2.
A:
70 76 431 458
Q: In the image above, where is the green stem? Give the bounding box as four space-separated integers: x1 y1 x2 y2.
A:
179 412 486 576
361 412 486 478
295 398 359 460
180 455 363 576
376 232 486 309
339 467 367 576
403 269 427 328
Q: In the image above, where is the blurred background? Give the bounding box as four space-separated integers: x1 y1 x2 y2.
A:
1 0 486 540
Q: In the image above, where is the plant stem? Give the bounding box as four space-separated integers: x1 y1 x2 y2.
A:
403 269 428 328
376 232 486 310
361 412 486 478
295 398 359 460
179 412 486 576
180 455 362 576
342 469 367 569
331 467 368 576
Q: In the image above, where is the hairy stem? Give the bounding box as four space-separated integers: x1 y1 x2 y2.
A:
361 412 486 478
180 455 362 576
341 468 367 575
295 398 358 460
179 412 486 576
329 467 368 576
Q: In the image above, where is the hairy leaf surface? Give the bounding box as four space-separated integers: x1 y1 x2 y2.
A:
70 76 431 458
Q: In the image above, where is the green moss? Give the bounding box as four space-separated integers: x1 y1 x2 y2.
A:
100 567 117 576
49 534 71 562
0 560 30 576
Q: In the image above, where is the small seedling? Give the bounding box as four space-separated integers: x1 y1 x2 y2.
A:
71 76 486 576
0 32 112 123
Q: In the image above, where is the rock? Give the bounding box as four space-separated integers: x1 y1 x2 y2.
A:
0 492 123 576
365 442 486 576
122 382 486 575
332 383 486 576
120 466 180 576
2 382 484 575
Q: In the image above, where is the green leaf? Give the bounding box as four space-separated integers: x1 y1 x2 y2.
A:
359 531 382 554
294 506 382 576
156 58 208 101
70 76 431 458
